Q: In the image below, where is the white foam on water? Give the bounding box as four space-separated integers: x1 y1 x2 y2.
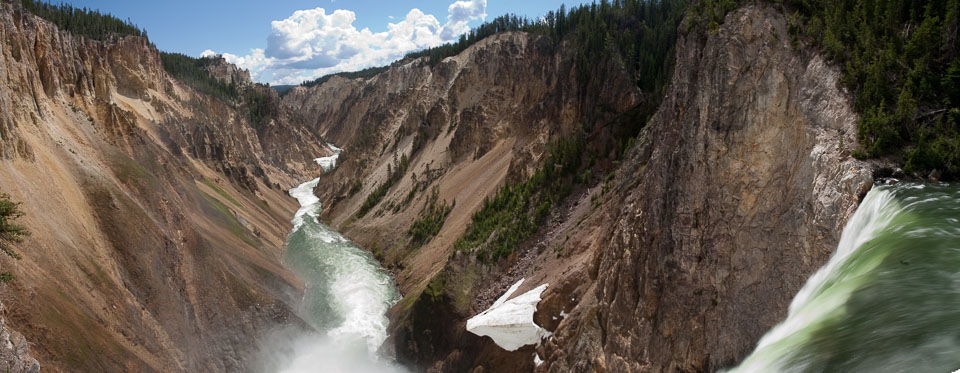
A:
260 164 404 373
289 177 321 230
729 188 910 372
314 143 343 172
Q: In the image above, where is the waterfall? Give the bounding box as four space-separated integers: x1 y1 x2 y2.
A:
729 183 960 372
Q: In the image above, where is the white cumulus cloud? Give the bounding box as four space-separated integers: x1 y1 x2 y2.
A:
205 0 487 85
441 0 488 40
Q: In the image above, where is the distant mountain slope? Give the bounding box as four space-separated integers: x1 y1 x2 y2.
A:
270 85 296 95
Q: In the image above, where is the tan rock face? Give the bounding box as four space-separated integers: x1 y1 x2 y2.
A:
541 5 874 372
202 56 252 88
0 2 331 372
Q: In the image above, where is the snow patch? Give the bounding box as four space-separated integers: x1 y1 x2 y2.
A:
492 278 525 308
466 278 550 351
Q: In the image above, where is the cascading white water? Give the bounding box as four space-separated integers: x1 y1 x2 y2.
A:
729 183 960 372
258 147 405 373
313 143 342 172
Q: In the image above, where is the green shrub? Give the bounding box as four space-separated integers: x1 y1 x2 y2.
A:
0 193 29 260
454 134 586 262
243 88 275 127
348 179 364 196
407 187 454 250
358 154 409 217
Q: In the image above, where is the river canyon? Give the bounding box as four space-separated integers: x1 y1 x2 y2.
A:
0 0 959 372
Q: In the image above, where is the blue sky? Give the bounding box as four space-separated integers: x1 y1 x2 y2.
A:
64 0 590 84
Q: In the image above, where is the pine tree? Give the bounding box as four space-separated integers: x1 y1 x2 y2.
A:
0 194 29 260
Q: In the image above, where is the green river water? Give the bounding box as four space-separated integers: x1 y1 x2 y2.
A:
731 182 960 372
258 176 404 373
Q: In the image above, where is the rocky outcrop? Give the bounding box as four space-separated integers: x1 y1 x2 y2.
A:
0 305 39 373
539 5 874 371
202 55 252 87
283 30 639 182
0 0 322 184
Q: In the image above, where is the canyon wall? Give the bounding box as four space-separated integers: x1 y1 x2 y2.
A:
540 5 875 371
283 4 877 372
283 29 645 372
0 1 331 371
283 30 641 295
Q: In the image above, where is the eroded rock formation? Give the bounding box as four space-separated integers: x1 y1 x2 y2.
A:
0 1 331 371
541 5 874 371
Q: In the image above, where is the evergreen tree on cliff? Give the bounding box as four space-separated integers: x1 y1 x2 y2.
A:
0 193 28 260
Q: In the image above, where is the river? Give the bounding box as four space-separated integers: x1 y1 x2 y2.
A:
261 162 960 372
257 150 405 372
730 182 960 372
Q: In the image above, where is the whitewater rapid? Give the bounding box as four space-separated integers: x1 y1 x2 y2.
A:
313 143 342 172
259 148 404 373
730 182 960 372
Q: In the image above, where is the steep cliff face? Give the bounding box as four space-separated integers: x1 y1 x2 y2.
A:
540 5 874 371
0 2 329 371
283 30 638 182
202 56 252 88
